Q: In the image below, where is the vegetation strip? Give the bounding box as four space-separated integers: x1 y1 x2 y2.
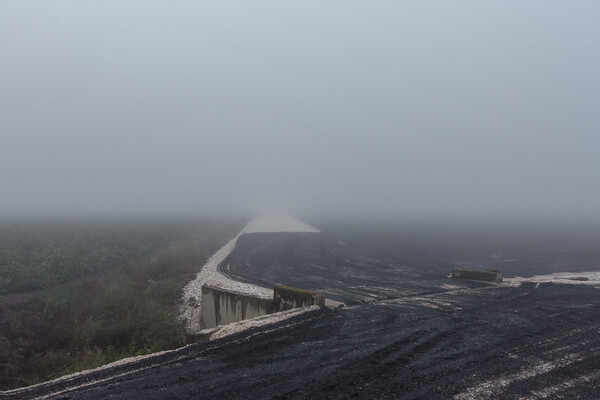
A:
0 218 241 390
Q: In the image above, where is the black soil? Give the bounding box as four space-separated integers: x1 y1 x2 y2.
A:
220 232 490 304
4 227 600 399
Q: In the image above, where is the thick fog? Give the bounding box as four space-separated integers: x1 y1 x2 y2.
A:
1 1 599 221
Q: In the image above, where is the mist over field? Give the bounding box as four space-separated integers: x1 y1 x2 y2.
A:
5 4 600 396
2 1 600 222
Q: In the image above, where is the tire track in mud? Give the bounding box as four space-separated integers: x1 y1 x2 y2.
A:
221 232 486 305
6 229 600 399
6 284 600 399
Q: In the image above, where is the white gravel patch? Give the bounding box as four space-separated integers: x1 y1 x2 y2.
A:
504 270 600 288
454 351 586 400
180 215 320 334
207 306 320 341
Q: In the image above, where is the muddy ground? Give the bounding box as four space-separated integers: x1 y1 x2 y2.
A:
4 223 600 399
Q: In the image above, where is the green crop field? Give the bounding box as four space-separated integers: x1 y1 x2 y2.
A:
0 216 243 390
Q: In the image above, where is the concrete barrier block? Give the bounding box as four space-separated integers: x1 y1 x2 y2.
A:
274 285 325 310
200 285 278 329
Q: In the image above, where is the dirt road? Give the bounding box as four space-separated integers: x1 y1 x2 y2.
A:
4 227 600 399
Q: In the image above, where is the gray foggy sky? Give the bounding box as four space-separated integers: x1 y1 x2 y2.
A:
1 1 599 221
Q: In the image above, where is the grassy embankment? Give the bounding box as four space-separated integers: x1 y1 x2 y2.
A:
0 217 243 390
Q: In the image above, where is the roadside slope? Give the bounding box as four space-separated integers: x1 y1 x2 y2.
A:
181 215 320 334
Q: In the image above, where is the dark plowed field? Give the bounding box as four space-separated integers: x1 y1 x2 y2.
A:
220 232 490 304
4 225 600 399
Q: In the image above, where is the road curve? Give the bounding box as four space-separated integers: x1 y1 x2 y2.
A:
4 229 600 399
218 231 487 304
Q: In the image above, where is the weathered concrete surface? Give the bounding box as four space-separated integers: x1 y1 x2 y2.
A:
452 268 503 283
190 306 319 343
199 285 278 329
199 284 326 331
274 285 325 310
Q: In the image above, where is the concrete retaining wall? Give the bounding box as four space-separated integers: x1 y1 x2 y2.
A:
274 285 325 310
199 285 278 329
199 284 326 331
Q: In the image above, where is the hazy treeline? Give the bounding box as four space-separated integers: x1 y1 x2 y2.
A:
0 217 244 390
